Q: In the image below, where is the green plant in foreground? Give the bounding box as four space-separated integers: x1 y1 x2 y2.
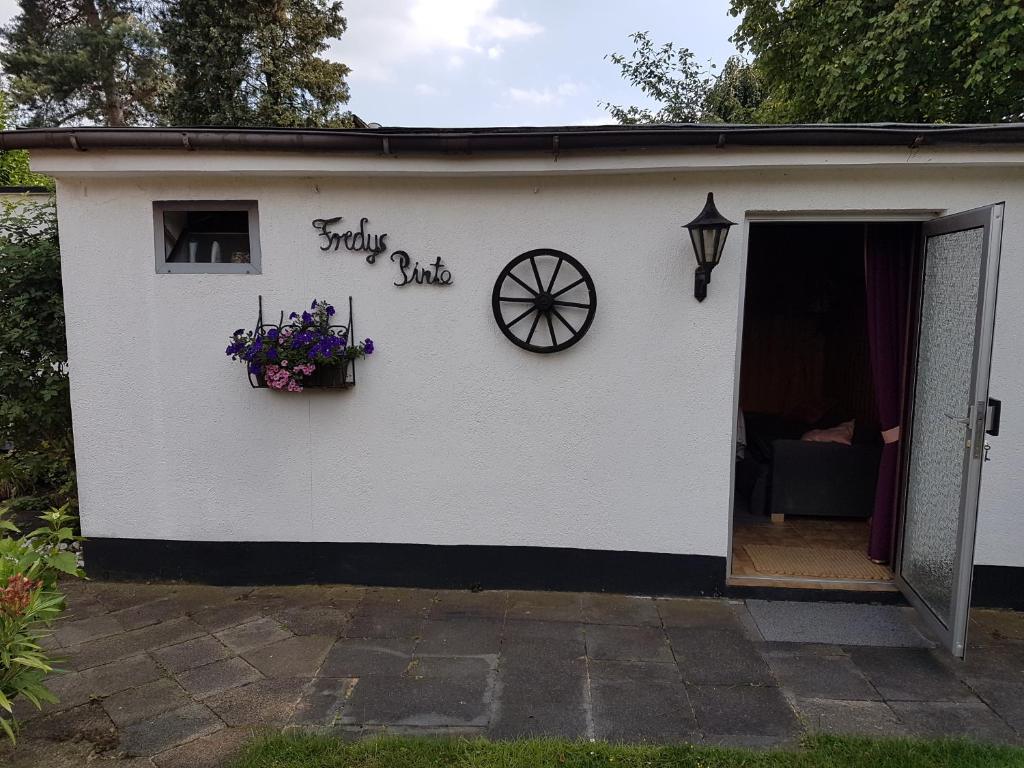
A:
0 504 84 743
228 732 1024 768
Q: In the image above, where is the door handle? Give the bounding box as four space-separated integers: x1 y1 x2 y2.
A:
986 398 1002 436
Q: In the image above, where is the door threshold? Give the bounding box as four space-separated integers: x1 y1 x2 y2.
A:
727 574 899 592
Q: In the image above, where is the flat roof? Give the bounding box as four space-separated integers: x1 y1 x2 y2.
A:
2 123 1024 155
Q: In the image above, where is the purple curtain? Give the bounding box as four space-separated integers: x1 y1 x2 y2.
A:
864 223 915 564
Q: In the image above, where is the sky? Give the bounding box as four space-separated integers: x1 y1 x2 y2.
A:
0 0 742 127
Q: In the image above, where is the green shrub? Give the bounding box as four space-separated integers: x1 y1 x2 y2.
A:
0 197 69 449
0 503 84 743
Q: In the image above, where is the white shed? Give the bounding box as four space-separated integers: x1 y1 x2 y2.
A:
4 123 1022 657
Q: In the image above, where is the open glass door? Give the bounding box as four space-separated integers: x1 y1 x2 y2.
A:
897 203 1004 657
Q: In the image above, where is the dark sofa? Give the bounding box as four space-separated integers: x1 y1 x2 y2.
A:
769 437 882 519
737 412 881 519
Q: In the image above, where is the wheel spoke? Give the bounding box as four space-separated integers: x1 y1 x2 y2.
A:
552 300 590 309
507 272 538 296
525 311 542 344
529 256 544 292
552 277 585 297
546 311 557 346
546 256 564 293
499 296 535 303
551 308 577 335
507 306 536 329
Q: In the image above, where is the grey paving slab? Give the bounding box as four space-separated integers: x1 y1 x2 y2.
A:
215 617 292 653
580 593 662 627
590 660 698 743
111 597 194 631
669 627 773 685
120 702 223 757
46 653 162 710
796 698 907 737
657 598 745 630
152 726 252 768
319 638 416 677
506 591 582 623
152 635 233 674
585 624 674 662
17 700 114 741
53 614 124 646
948 641 1024 683
430 589 508 620
205 677 304 726
764 650 880 701
102 677 192 727
847 647 978 702
488 656 588 739
175 656 262 700
58 595 109 623
688 684 801 741
93 583 178 612
189 601 264 633
964 678 1024 735
889 701 1020 745
342 656 494 727
971 610 1024 644
746 601 933 647
242 634 334 677
502 619 586 662
62 616 207 670
417 617 504 656
291 676 357 726
274 605 354 636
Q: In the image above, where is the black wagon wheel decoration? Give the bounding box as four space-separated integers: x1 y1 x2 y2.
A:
491 248 597 353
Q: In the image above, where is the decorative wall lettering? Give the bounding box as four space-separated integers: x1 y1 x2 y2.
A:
312 215 453 287
391 252 454 287
312 216 388 263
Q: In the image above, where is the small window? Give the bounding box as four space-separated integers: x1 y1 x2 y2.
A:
154 201 261 274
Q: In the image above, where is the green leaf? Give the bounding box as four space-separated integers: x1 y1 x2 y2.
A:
44 551 79 575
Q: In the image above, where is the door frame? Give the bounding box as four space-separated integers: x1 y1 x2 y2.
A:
893 203 1005 656
727 209 940 586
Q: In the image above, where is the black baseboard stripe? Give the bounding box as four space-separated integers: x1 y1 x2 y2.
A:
82 539 727 597
972 565 1024 611
81 538 1024 608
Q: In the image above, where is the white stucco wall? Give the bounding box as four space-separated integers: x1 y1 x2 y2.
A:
36 148 1024 568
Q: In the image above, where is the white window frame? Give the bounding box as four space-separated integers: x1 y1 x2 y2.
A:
154 200 261 274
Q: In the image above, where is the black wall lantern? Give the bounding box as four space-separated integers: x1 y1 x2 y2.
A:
685 193 735 302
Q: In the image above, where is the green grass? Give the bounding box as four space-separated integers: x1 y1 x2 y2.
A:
227 732 1024 768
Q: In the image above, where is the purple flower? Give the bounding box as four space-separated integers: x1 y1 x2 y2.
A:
267 348 278 361
301 311 312 325
233 328 245 336
327 305 335 317
289 312 298 320
267 328 279 340
311 300 318 310
364 338 374 355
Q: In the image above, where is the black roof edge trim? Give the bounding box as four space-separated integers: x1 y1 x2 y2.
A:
1 123 1023 154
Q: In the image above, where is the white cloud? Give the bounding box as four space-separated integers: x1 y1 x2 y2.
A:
507 82 583 107
414 83 439 97
334 0 542 83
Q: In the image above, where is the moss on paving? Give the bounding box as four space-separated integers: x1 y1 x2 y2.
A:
228 732 1024 768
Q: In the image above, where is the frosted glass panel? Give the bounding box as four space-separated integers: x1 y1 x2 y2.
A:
902 227 984 625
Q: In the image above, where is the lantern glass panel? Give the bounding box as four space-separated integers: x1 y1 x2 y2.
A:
689 229 704 266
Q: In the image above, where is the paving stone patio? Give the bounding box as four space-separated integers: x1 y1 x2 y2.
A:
2 581 1024 767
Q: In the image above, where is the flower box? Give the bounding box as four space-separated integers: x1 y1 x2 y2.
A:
249 359 352 389
227 297 373 393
